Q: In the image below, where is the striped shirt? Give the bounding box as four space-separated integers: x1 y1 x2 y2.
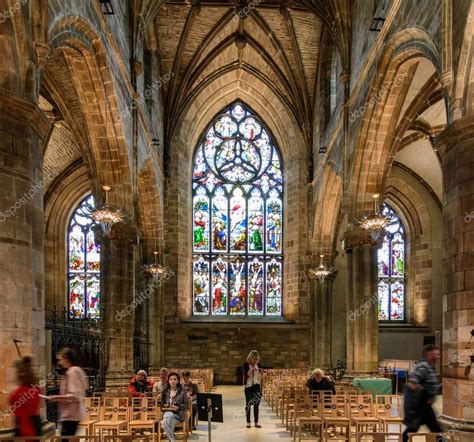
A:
408 358 440 399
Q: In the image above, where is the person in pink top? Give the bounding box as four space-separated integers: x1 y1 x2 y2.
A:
47 348 88 436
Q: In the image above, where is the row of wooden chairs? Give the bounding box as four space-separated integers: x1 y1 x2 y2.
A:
0 437 151 441
78 396 191 441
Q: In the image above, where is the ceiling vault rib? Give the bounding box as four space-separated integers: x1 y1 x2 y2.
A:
281 7 312 128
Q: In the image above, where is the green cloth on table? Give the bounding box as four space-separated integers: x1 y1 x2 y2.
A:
352 377 392 397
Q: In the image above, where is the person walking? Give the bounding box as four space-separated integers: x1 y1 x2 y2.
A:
403 345 443 442
242 350 262 429
47 348 88 437
9 356 41 437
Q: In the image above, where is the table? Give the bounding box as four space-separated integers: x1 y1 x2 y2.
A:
352 377 393 397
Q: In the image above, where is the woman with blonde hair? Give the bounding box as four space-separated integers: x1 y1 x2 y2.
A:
242 350 262 428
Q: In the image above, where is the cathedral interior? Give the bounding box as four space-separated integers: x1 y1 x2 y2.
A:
0 0 473 439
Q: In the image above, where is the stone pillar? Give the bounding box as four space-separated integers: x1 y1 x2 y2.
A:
344 228 379 372
312 272 336 368
0 92 50 429
148 280 164 371
436 117 474 432
103 224 138 385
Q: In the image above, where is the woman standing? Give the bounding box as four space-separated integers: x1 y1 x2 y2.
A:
47 348 88 436
242 350 262 428
160 372 187 442
9 356 41 437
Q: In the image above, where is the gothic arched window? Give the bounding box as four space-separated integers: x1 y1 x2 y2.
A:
377 203 406 321
67 195 101 319
192 102 283 317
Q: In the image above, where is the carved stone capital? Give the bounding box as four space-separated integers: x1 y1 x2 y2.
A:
342 226 381 251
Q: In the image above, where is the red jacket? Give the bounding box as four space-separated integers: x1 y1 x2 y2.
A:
128 377 154 397
9 385 41 436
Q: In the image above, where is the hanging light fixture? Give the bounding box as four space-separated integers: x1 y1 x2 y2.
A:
308 254 333 284
357 193 392 241
142 235 172 283
92 185 125 237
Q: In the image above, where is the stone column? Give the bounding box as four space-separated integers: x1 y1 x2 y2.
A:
312 272 336 368
436 117 474 432
0 92 50 429
103 223 138 386
344 228 379 372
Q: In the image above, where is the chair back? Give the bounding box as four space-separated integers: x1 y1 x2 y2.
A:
103 437 150 442
375 395 402 418
130 396 159 422
320 394 347 418
358 433 403 442
102 396 129 421
84 396 102 420
294 394 314 418
349 394 375 418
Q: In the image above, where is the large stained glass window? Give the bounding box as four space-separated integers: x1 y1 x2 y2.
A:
67 195 101 319
377 203 405 321
192 102 283 317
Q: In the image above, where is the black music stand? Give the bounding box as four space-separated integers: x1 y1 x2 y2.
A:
197 393 223 442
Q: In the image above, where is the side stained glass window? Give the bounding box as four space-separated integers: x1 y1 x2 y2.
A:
192 102 283 317
68 195 101 319
377 203 406 321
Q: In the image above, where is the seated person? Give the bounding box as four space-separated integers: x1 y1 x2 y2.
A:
306 368 336 394
182 371 198 430
152 367 169 397
128 369 154 397
160 372 187 442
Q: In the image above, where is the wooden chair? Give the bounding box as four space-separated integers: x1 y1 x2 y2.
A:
349 395 381 438
292 394 323 441
320 394 350 441
375 395 404 433
94 396 129 439
357 432 403 442
103 437 151 442
157 411 189 442
79 396 102 436
128 396 160 439
408 434 451 442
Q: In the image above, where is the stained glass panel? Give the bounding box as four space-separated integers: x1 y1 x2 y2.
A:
67 195 101 320
229 259 246 315
192 102 283 317
193 188 210 252
248 259 264 315
377 203 405 321
230 188 247 252
212 258 227 315
193 257 210 315
266 259 282 316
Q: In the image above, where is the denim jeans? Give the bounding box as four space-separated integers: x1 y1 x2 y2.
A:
161 411 181 442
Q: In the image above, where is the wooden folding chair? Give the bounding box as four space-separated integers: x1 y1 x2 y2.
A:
79 396 102 436
375 395 404 433
349 395 381 438
103 437 150 442
292 394 323 441
320 394 350 441
357 432 403 442
128 396 160 439
408 434 451 442
94 396 129 439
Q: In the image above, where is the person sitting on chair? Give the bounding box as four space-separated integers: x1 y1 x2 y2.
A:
152 367 169 398
160 372 187 442
128 369 154 397
306 368 336 394
182 371 199 430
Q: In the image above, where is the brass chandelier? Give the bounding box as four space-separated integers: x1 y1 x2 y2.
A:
308 254 333 284
357 193 392 241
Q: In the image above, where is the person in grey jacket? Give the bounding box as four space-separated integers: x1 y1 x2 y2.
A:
403 345 443 442
160 372 187 442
